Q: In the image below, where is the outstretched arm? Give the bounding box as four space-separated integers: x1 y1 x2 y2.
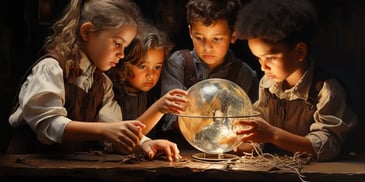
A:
236 117 315 156
137 88 188 134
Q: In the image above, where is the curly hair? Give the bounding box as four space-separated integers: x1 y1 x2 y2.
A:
108 21 174 86
186 0 241 32
235 0 318 46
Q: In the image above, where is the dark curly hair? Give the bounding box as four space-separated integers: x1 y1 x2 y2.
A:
235 0 318 46
107 21 174 86
186 0 241 32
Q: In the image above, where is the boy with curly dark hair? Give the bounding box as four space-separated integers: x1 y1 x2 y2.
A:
234 0 357 161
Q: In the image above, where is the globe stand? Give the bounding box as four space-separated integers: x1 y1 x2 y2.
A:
192 152 239 162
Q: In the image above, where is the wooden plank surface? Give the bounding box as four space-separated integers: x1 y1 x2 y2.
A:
1 150 365 181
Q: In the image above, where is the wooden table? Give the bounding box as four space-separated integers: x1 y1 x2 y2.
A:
1 150 365 182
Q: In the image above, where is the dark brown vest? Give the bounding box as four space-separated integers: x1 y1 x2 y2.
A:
263 66 330 154
7 52 105 154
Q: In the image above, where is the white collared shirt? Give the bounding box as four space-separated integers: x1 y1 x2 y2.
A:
254 62 358 161
9 52 149 145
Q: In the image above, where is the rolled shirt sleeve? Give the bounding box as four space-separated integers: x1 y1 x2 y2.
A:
307 79 357 161
9 58 71 144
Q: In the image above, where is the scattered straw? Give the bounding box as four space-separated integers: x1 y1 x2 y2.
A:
236 143 313 182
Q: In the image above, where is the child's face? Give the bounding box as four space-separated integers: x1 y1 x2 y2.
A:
83 24 137 71
189 19 236 69
248 38 306 86
127 48 164 92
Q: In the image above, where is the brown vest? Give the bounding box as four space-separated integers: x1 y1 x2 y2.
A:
263 66 330 154
7 52 105 154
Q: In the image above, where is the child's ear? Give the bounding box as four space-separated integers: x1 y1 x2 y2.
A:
188 24 193 39
80 22 95 41
231 31 238 43
296 42 308 62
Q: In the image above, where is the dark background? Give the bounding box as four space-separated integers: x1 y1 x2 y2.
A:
0 0 364 154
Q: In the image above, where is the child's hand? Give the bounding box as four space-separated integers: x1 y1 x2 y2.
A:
231 142 255 154
140 139 182 162
103 120 145 154
236 117 274 143
157 89 188 114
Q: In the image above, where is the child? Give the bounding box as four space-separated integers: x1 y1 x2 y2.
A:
7 0 185 162
159 0 259 143
107 22 188 138
234 0 357 161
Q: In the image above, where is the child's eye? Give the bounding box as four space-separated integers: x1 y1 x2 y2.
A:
266 57 275 62
193 36 203 41
154 65 162 70
138 64 146 69
214 37 223 42
113 41 121 48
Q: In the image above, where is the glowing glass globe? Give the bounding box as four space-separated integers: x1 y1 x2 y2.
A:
178 78 256 154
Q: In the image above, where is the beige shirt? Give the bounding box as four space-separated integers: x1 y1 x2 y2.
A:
9 52 149 145
254 62 358 161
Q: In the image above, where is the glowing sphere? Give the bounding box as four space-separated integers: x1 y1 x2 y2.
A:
178 78 257 154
